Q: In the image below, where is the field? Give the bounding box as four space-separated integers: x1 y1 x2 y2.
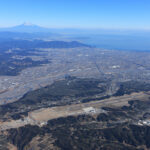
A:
0 91 149 131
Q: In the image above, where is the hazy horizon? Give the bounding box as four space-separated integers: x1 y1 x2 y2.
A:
0 0 150 30
0 0 150 51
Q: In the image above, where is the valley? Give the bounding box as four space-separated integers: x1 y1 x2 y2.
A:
0 40 150 149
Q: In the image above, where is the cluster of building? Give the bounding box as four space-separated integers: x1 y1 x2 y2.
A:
138 120 150 126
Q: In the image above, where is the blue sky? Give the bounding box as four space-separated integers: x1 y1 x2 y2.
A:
0 0 150 29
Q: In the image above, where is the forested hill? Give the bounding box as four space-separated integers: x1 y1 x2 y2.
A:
0 40 90 49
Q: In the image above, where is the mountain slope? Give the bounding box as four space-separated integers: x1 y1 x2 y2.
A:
0 23 53 33
0 39 90 49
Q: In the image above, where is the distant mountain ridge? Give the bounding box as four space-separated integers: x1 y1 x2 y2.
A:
0 31 60 40
0 39 90 49
0 23 53 33
0 24 90 34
